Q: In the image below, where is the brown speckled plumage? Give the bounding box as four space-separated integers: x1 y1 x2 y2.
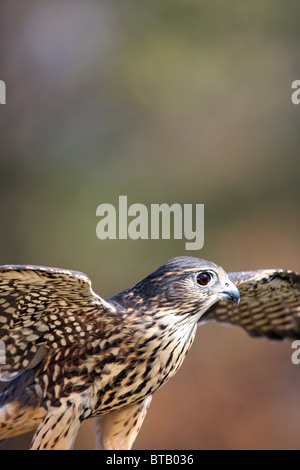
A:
205 269 300 339
0 257 299 449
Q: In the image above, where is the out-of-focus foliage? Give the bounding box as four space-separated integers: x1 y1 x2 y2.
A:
0 0 299 449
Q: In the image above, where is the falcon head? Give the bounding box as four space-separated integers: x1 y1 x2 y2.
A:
117 257 240 319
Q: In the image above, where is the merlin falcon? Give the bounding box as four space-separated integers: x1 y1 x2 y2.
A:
0 257 299 450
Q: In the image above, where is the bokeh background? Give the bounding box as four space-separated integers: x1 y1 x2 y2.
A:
1 0 300 450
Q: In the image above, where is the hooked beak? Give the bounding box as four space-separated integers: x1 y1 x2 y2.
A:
218 282 240 307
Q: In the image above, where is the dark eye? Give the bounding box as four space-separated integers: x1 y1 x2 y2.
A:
197 271 211 286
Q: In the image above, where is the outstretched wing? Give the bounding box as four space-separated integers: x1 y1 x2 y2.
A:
202 269 300 340
0 265 115 381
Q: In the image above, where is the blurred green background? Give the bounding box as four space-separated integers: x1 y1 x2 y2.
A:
1 0 300 450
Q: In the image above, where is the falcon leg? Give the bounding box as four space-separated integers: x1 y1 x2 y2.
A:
0 401 45 441
0 374 46 440
94 396 152 450
30 398 86 450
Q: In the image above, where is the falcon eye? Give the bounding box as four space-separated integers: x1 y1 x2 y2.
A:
197 271 211 286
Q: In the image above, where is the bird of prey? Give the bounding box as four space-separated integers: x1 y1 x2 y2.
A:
0 257 299 450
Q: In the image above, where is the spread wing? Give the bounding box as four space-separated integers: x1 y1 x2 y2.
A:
202 269 300 340
0 265 115 381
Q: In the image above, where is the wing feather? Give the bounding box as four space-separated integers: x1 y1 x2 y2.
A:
202 269 300 340
0 265 115 381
